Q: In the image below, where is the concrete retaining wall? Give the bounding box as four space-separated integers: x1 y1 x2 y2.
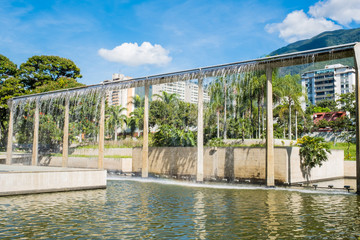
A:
132 147 344 183
344 161 356 177
69 148 132 156
42 156 132 172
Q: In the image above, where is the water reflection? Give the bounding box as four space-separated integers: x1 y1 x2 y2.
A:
0 180 359 239
193 191 206 239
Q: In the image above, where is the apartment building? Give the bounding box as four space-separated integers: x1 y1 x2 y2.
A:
301 64 355 105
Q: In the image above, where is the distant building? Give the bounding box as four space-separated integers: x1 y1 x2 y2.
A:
301 64 355 105
152 81 210 104
105 74 135 117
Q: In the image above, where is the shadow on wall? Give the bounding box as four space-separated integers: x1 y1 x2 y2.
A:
149 147 196 177
224 148 234 180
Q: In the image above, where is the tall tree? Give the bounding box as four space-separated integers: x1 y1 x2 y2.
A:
208 79 224 138
277 74 304 140
0 55 25 146
0 55 17 81
106 105 127 141
19 55 82 90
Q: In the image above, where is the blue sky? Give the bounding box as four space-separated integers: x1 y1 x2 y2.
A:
1 0 360 85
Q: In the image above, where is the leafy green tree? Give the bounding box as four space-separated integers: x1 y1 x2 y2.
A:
33 77 84 93
337 91 355 117
0 55 25 147
151 124 196 147
19 55 82 90
297 136 330 183
0 54 17 81
329 116 352 146
311 106 331 113
316 99 337 112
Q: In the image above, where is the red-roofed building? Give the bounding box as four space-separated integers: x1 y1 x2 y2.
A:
313 111 346 132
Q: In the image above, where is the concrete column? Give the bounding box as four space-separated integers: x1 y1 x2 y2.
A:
354 43 360 194
98 94 105 169
197 74 204 182
6 100 14 165
142 83 149 178
32 100 39 166
62 98 69 167
266 67 275 187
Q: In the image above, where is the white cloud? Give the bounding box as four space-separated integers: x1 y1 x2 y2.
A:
98 42 172 66
309 0 360 25
265 10 341 43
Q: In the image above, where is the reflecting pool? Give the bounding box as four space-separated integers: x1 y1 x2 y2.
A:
1 178 359 239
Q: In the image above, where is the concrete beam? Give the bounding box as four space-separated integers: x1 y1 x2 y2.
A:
354 43 360 194
31 100 39 166
98 95 105 169
6 100 14 165
266 67 275 187
62 98 69 167
142 83 149 178
197 75 204 182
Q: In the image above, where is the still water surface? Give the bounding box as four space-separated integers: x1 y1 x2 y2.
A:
0 178 359 239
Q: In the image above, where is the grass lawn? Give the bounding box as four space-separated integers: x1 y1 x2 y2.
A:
330 142 356 161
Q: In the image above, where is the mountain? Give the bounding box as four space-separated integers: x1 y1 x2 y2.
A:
270 28 360 56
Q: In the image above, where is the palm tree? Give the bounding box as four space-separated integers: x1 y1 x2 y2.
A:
106 105 127 141
129 107 144 137
252 73 266 138
208 79 224 138
129 94 144 108
277 74 304 140
153 91 179 104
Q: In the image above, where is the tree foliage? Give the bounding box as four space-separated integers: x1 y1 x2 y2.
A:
19 55 82 90
151 124 196 147
297 136 330 181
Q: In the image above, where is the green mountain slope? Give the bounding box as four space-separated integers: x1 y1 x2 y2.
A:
270 28 360 56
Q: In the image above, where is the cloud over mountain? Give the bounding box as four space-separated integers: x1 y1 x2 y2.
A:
265 0 360 43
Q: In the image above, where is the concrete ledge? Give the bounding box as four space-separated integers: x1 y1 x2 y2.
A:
43 156 132 172
0 165 107 196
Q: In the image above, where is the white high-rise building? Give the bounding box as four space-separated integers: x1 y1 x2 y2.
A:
301 64 355 105
152 81 210 104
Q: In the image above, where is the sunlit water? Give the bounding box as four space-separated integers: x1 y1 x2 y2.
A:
1 178 359 239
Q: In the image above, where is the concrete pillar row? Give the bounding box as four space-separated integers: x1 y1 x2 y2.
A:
62 98 69 167
197 73 204 182
98 94 105 169
266 67 275 187
31 100 39 166
142 82 149 178
354 43 360 194
6 100 14 165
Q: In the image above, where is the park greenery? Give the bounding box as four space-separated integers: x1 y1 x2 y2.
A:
296 135 331 182
0 54 357 161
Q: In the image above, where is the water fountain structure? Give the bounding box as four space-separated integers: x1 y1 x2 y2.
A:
4 42 360 194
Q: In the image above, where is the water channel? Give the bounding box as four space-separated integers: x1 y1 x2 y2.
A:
1 178 359 239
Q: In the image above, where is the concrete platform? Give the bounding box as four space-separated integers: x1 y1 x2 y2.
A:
0 165 107 196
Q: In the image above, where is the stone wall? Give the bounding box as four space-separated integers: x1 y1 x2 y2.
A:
132 147 344 183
